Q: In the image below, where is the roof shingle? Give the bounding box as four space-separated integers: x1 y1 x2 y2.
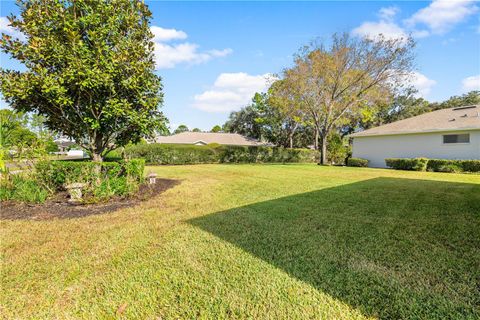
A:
350 105 480 137
155 132 266 146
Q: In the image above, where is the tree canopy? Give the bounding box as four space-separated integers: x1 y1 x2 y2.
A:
0 0 166 161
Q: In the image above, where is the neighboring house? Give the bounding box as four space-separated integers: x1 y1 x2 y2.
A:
155 132 267 146
350 105 480 168
54 138 75 152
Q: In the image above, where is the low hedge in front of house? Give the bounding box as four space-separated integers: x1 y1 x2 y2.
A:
35 159 145 200
346 157 369 167
427 159 480 173
386 158 480 173
123 143 319 165
385 158 429 171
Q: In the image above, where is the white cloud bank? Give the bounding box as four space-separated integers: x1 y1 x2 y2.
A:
151 26 232 69
461 75 480 92
410 72 437 97
192 73 273 113
0 18 231 69
352 1 478 41
406 0 478 36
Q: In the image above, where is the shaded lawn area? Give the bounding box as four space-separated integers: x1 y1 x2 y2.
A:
1 164 479 319
190 177 480 319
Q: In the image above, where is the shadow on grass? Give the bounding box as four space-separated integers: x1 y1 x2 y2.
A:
189 177 480 319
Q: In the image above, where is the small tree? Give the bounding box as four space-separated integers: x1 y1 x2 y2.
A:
1 0 166 161
286 33 415 164
210 125 222 133
174 125 189 134
268 80 306 148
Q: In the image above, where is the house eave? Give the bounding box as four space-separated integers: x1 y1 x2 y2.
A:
350 127 480 138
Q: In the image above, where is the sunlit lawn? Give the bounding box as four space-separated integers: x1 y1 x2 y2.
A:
1 164 479 319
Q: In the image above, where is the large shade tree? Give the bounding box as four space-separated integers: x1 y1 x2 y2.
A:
0 0 166 161
286 33 415 164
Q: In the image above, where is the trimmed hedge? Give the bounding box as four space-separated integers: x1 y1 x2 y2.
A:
385 158 429 171
123 143 319 165
427 159 480 173
347 157 368 167
35 159 145 200
386 158 480 173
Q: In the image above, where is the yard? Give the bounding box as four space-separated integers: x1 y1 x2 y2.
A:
1 164 479 319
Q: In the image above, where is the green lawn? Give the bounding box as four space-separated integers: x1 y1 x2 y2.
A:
1 164 479 319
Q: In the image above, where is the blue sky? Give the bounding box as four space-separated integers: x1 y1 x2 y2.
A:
1 1 480 131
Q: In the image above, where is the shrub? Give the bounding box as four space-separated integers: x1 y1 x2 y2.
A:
123 143 318 165
0 174 50 203
35 159 145 201
461 160 480 172
427 159 480 173
385 158 428 171
347 157 369 167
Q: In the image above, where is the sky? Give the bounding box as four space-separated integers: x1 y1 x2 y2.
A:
1 0 480 132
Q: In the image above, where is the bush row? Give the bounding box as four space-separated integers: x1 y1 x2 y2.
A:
385 158 429 171
346 157 369 167
385 158 480 173
122 144 319 165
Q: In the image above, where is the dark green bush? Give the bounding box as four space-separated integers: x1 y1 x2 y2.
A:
0 174 50 203
385 158 429 171
123 143 318 165
427 159 480 173
347 157 369 167
35 159 145 201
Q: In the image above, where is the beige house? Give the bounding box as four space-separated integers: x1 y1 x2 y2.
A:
155 132 267 146
350 105 480 167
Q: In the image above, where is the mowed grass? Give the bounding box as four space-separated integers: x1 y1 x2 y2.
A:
1 164 479 319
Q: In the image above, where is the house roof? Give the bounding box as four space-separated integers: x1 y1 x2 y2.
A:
350 105 480 137
155 132 267 146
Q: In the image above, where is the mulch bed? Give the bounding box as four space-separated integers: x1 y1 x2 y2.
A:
1 178 180 221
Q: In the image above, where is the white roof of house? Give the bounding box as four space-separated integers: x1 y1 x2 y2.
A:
351 105 480 137
155 132 266 146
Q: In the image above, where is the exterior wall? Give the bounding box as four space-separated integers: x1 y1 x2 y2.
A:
352 130 480 168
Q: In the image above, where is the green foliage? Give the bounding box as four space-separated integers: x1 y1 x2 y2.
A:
124 143 319 165
174 125 189 134
210 125 222 133
0 174 49 203
385 158 429 171
327 133 349 165
44 137 59 153
427 159 480 173
0 0 166 161
35 159 145 201
347 157 369 167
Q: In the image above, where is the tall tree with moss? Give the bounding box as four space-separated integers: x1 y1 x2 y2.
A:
286 34 415 164
0 0 166 161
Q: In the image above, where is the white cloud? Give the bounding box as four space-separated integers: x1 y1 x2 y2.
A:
353 1 478 41
150 25 232 69
352 6 409 42
352 20 408 42
0 16 25 41
410 72 437 97
379 6 400 20
461 75 480 92
151 26 187 42
192 72 273 113
406 0 478 35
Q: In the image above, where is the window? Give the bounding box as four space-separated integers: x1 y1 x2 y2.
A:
443 134 470 144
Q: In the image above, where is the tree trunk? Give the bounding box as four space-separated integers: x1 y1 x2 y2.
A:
92 152 103 162
320 134 327 165
313 129 319 150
